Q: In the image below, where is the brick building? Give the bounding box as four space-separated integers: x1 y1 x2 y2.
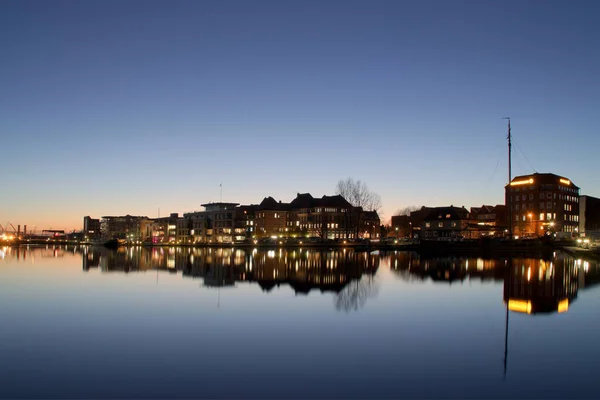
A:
505 173 579 237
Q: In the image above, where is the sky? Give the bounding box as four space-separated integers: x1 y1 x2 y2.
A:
1 0 600 231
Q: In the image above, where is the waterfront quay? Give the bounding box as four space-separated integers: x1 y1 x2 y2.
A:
4 237 599 260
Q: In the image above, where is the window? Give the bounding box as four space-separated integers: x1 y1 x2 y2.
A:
516 205 520 211
540 202 545 209
425 222 431 228
522 195 526 200
438 222 443 228
516 196 520 202
547 202 552 209
539 213 544 221
451 222 457 228
529 194 533 200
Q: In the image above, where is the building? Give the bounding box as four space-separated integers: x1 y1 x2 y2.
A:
361 210 381 239
390 215 412 238
182 203 240 243
83 216 101 239
153 213 179 244
420 206 470 239
467 205 507 238
505 173 580 237
287 193 365 239
100 215 152 241
409 207 434 239
579 195 600 239
254 197 290 238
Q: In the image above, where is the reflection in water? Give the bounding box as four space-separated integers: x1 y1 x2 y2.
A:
2 245 600 398
388 250 600 315
504 255 579 315
4 245 600 315
80 246 381 311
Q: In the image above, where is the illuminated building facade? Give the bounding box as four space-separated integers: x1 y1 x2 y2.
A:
420 206 470 239
505 173 580 237
286 193 375 239
182 202 240 243
254 196 290 238
100 215 152 241
467 204 507 238
153 213 179 243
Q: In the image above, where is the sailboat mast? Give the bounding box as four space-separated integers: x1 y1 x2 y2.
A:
505 117 512 238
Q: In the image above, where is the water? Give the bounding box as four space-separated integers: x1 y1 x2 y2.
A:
1 245 599 399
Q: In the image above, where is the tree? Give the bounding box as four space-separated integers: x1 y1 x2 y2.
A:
394 205 420 216
334 276 380 312
336 178 382 239
335 178 382 212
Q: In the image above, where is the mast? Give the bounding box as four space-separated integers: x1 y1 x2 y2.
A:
505 117 512 238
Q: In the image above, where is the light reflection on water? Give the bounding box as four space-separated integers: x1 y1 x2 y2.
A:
1 245 599 398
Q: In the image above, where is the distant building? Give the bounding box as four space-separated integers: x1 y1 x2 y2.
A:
153 213 179 243
287 193 366 239
467 205 507 238
361 210 381 239
235 204 257 241
255 196 290 238
420 206 470 239
100 215 152 241
83 216 101 239
409 207 434 239
182 202 240 243
579 195 600 239
390 215 412 238
505 173 580 237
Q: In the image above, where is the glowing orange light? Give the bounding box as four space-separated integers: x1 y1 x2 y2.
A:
559 178 571 185
508 299 532 314
510 178 534 186
558 299 569 313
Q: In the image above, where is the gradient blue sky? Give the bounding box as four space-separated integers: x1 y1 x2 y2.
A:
2 0 599 230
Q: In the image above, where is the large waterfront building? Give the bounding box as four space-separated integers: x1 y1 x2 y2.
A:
505 173 580 237
287 193 366 239
100 215 153 241
579 195 600 239
181 202 240 243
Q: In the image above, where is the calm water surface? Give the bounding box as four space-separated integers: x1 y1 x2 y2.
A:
1 245 599 399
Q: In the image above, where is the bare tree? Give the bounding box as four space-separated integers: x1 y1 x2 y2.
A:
335 178 382 212
334 276 380 312
394 205 420 216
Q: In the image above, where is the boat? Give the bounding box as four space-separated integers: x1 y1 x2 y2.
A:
90 238 120 248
